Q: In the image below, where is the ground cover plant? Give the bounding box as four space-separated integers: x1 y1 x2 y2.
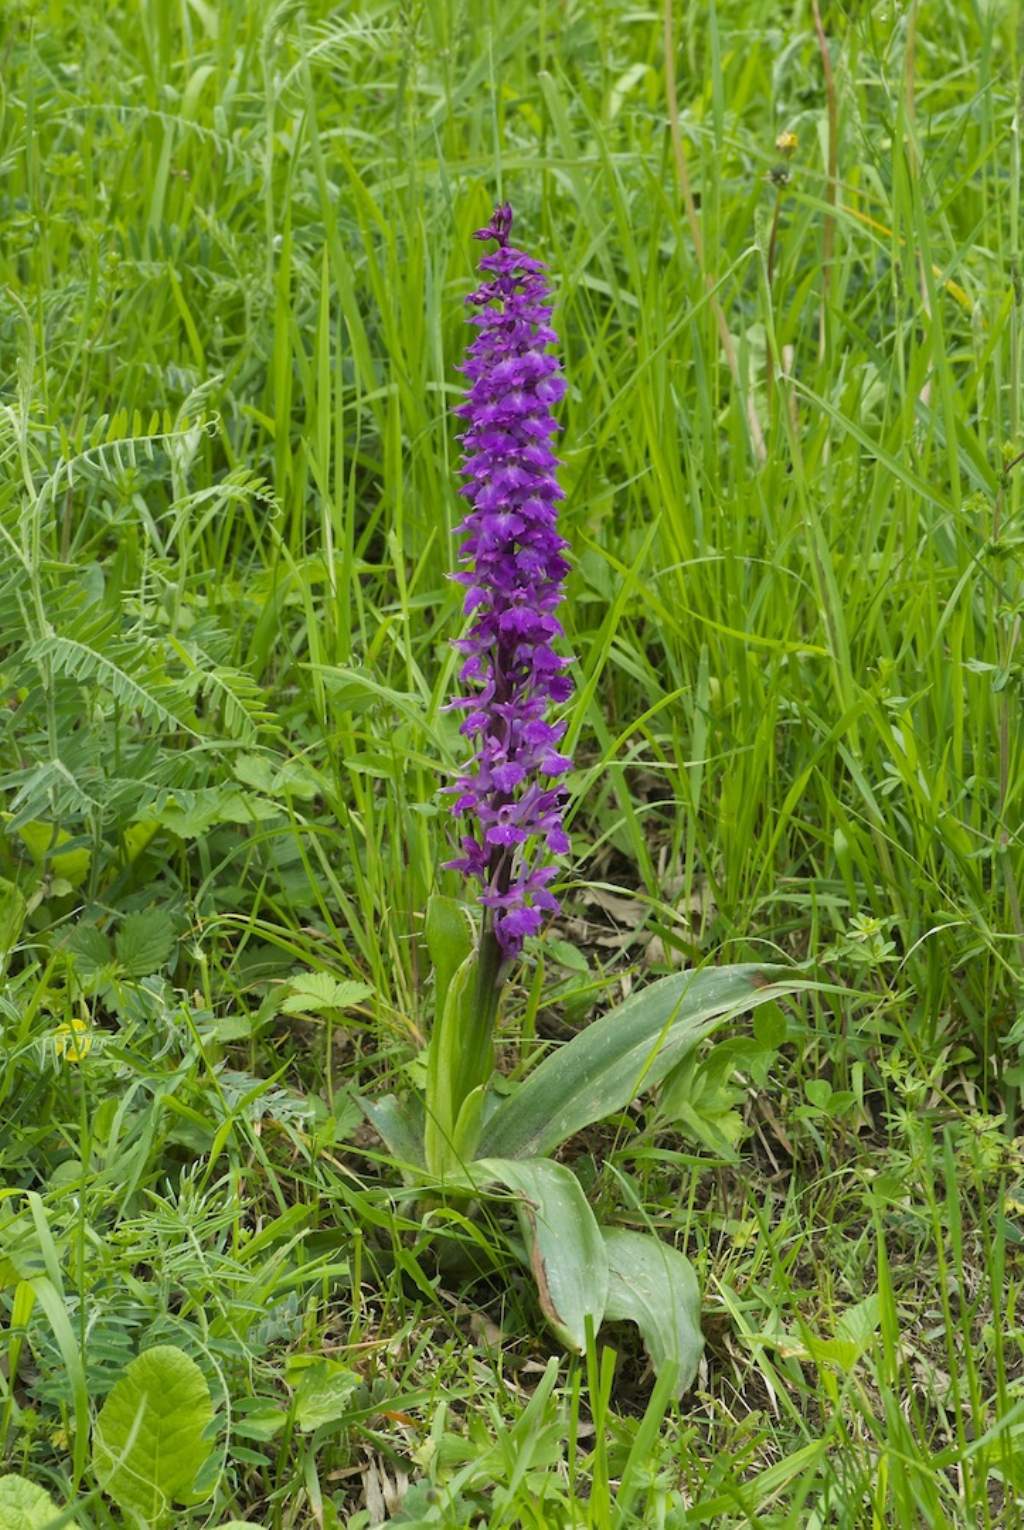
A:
2 0 1024 1525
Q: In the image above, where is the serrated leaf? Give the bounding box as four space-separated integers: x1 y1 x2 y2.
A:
280 972 373 1014
0 1473 76 1529
209 1014 254 1042
835 1293 881 1352
602 1228 704 1393
64 923 113 977
115 910 175 976
92 1344 214 1522
232 754 276 792
468 1158 608 1353
152 789 280 838
479 965 804 1160
234 753 321 800
290 1359 361 1430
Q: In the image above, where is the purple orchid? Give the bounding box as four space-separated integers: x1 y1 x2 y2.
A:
445 203 573 960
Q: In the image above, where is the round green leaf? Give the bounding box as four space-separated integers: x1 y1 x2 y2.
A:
0 1474 76 1529
92 1344 214 1523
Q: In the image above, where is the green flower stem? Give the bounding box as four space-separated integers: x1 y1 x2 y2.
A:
424 913 509 1176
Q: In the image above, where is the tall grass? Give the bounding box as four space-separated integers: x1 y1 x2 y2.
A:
2 0 1023 1524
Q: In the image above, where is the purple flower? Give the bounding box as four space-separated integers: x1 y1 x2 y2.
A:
444 203 572 960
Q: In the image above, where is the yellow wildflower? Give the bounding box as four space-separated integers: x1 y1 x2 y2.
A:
54 1017 93 1063
775 130 798 156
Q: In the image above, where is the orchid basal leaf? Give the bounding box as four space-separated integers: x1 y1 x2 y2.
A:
602 1228 704 1394
479 964 805 1160
467 1157 608 1353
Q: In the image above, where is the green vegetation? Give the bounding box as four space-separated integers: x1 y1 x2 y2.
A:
2 0 1024 1524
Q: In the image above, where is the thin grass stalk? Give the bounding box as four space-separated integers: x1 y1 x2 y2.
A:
662 0 766 463
811 0 838 363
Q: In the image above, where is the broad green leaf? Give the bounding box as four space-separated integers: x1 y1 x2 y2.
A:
116 909 175 976
0 1473 76 1528
478 965 803 1160
425 893 475 1027
280 972 373 1014
423 954 476 1176
231 1405 286 1442
469 1158 608 1353
546 938 589 974
451 1083 487 1161
0 877 27 957
208 1014 254 1042
0 1223 44 1287
835 1293 881 1350
804 1078 833 1110
602 1228 704 1393
92 1344 214 1522
360 1093 425 1168
15 821 91 885
669 1100 745 1157
123 820 159 863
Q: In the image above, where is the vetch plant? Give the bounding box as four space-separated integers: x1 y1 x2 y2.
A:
363 205 809 1389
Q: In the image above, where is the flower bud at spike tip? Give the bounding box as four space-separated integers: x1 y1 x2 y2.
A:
443 205 573 960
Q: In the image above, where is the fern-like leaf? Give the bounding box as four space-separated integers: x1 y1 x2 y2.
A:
27 635 200 736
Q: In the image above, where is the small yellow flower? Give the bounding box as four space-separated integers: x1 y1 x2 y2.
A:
54 1017 93 1063
775 130 798 156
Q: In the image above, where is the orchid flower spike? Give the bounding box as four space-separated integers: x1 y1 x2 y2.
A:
444 204 573 960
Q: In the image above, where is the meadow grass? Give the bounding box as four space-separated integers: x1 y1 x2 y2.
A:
2 0 1024 1524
